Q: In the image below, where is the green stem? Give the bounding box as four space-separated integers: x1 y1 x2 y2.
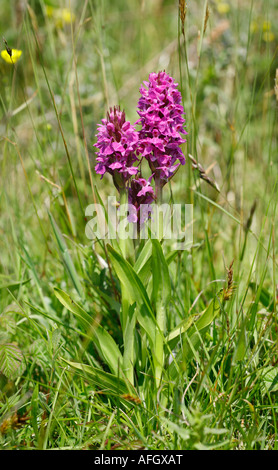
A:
155 174 163 241
119 189 134 385
153 178 166 388
155 174 162 205
154 302 166 389
118 187 130 261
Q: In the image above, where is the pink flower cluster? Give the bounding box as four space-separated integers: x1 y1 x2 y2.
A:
137 71 187 180
94 106 139 191
94 72 187 221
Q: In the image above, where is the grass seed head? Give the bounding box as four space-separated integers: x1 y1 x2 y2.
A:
179 0 187 35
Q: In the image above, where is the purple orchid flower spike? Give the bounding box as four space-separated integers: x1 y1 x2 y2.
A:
94 106 139 192
137 71 188 196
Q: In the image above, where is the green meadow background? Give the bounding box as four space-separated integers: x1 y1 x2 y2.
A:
0 0 277 450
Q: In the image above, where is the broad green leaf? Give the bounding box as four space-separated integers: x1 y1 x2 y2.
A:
134 239 152 274
165 250 179 266
166 314 197 345
61 359 131 397
54 288 122 375
193 289 224 331
107 244 156 347
0 278 31 292
97 290 121 315
151 239 171 307
151 239 171 386
134 241 178 287
262 366 278 393
134 239 153 285
54 287 92 329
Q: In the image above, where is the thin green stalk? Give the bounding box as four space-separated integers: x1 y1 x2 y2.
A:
119 189 134 385
30 26 84 216
154 301 166 389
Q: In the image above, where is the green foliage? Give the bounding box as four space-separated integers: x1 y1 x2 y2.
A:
0 343 25 380
0 0 277 451
54 287 123 375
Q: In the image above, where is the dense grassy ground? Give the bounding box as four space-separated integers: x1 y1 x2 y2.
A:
0 0 277 450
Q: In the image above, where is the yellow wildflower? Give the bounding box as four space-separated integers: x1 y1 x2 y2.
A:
263 31 275 43
45 5 54 17
60 8 74 24
45 6 75 27
217 3 230 14
250 21 259 33
263 21 271 32
1 49 22 64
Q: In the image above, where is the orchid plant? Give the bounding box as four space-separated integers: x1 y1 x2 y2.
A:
94 71 188 218
92 72 188 387
57 72 230 415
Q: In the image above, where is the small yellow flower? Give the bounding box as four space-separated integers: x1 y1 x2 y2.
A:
45 6 75 27
60 8 74 24
45 5 54 18
1 49 22 64
250 20 259 33
263 31 275 43
217 3 230 14
263 20 271 32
